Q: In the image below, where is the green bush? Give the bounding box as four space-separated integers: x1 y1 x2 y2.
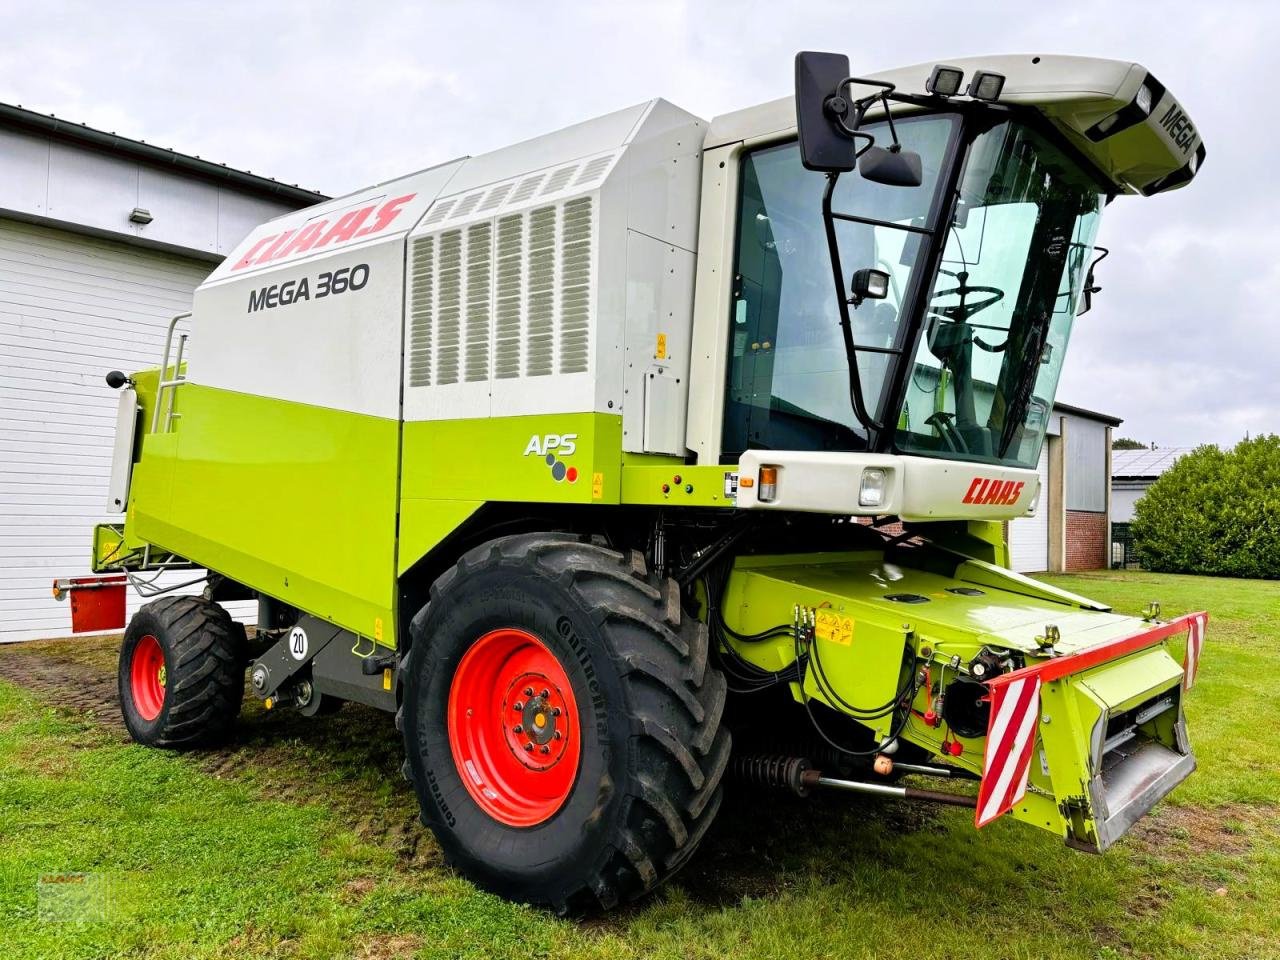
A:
1131 435 1280 579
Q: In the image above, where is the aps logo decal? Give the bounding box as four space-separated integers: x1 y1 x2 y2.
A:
524 433 579 483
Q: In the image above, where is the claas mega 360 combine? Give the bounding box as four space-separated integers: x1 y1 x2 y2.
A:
70 52 1209 912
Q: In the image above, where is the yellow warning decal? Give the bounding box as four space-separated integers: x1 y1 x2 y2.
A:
656 333 668 360
815 610 854 646
592 471 604 499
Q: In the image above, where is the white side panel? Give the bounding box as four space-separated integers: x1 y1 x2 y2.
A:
642 371 685 456
191 162 466 421
1009 445 1051 572
622 231 696 453
106 387 138 512
0 218 253 641
191 239 409 420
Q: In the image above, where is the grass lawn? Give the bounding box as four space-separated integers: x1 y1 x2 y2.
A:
0 570 1276 959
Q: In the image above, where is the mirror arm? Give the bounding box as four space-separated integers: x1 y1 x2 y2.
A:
821 171 886 438
1079 245 1109 315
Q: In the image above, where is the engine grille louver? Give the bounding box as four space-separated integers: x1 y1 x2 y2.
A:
406 235 434 387
464 222 491 383
494 214 524 379
559 197 591 374
434 230 463 385
407 171 600 392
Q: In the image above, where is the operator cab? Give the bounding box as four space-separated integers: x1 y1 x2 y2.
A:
711 53 1203 489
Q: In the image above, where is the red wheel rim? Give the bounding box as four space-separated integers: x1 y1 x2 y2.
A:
130 634 166 721
447 627 582 827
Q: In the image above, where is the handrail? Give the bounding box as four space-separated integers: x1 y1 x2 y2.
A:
150 312 191 434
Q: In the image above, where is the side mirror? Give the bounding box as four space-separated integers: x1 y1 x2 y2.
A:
859 145 923 187
795 51 856 172
851 268 890 305
1079 246 1110 316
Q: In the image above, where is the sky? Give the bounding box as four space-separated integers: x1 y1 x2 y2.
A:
2 0 1275 448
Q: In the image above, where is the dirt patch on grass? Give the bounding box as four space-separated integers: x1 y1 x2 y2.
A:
0 642 126 734
353 933 423 960
1128 802 1275 858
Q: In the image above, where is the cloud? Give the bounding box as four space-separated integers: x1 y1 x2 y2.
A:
1 0 1273 446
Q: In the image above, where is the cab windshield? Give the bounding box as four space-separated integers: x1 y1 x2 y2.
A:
896 120 1102 467
724 112 1103 471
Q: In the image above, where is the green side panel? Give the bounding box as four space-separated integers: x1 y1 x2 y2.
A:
722 552 913 738
131 384 399 645
620 464 738 507
401 413 622 504
397 499 484 576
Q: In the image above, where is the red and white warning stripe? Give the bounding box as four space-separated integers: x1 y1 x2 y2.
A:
1183 613 1207 690
975 675 1042 828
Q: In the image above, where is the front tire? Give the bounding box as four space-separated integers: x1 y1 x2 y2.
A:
118 595 246 748
400 534 730 913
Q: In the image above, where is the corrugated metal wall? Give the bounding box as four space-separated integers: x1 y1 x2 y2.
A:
1064 414 1108 512
0 218 250 642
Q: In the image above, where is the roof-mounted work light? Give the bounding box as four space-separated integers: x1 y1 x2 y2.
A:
927 64 965 97
967 70 1006 101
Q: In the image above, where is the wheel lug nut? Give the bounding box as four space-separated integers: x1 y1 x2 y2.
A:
554 731 562 740
513 701 524 711
523 743 533 752
540 745 550 754
541 689 550 699
524 687 534 697
513 724 523 734
552 707 561 717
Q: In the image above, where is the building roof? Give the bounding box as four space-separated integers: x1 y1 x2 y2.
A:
1111 446 1193 479
0 101 328 207
1054 401 1123 427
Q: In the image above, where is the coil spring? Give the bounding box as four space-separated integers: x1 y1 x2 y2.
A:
730 754 813 797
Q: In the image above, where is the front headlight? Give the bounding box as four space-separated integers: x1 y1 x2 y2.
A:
859 467 886 508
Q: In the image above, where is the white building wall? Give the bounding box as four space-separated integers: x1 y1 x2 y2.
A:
0 126 295 259
1009 443 1051 572
0 218 256 641
1111 485 1146 523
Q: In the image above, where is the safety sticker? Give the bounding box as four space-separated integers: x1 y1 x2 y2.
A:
815 610 854 646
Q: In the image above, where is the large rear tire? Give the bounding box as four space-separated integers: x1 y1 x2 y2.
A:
400 534 730 913
118 595 246 748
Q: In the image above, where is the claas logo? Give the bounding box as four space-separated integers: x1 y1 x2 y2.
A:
524 434 579 483
962 477 1025 506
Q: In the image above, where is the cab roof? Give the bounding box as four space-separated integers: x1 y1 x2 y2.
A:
707 54 1204 196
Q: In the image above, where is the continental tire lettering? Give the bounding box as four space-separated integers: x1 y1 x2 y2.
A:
247 264 370 313
424 766 456 827
556 615 609 741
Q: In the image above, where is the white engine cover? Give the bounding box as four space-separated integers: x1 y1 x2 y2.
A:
400 100 705 454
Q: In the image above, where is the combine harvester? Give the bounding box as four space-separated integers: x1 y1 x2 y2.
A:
63 52 1208 912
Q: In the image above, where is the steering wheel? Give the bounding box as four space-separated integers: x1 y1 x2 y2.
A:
928 269 1008 353
930 269 1005 322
